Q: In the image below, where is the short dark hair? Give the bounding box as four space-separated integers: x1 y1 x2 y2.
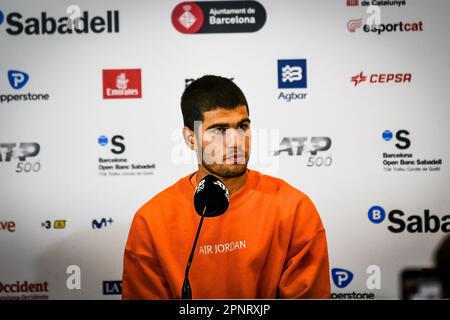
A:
181 75 249 130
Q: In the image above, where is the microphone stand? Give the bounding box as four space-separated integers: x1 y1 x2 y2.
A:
182 206 207 299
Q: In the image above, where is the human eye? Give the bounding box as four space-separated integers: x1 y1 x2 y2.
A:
239 122 250 130
213 127 227 134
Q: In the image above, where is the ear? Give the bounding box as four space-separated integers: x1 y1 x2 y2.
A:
182 126 195 150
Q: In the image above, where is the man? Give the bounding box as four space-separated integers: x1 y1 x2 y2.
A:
122 75 330 299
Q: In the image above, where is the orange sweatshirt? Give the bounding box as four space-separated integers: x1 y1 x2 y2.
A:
122 169 330 299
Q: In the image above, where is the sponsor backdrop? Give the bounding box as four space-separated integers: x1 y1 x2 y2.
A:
0 0 449 299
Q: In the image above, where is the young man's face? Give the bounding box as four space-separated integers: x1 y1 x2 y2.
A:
194 105 251 179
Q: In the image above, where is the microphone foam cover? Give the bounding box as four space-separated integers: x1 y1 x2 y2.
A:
194 175 230 217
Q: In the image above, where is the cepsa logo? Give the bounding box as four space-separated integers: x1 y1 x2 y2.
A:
172 1 266 34
0 8 119 36
368 206 450 233
0 281 49 300
351 71 412 86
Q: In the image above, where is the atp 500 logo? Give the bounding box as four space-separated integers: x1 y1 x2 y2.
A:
274 137 332 168
0 142 41 173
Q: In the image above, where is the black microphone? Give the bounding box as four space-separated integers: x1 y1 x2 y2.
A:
181 174 230 299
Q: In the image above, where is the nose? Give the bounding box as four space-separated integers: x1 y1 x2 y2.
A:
225 128 246 149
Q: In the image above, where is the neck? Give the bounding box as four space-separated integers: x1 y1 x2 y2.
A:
196 166 248 196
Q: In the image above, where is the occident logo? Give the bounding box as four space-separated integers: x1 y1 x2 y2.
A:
172 1 266 34
102 69 142 99
0 9 119 35
0 281 49 300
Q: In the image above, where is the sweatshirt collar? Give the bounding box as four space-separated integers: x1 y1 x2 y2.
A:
178 169 260 210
